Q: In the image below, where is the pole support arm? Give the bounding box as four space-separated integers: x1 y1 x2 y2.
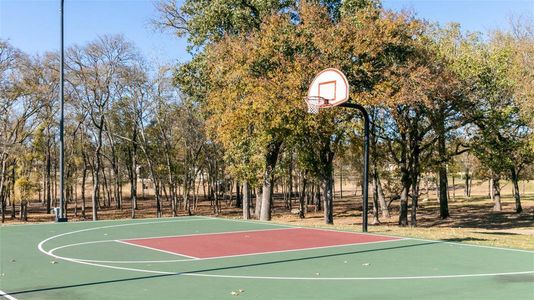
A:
338 102 369 232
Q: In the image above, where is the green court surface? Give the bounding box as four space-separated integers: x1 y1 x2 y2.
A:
1 216 533 300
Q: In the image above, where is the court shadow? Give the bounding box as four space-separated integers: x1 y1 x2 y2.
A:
473 231 520 236
7 241 437 297
440 237 487 242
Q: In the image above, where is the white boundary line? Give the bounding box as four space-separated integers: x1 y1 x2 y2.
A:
35 251 534 281
0 289 18 300
117 240 200 259
36 216 534 281
0 216 206 228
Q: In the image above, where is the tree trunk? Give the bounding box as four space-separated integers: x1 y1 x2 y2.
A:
492 174 502 211
376 175 389 218
1 191 6 223
183 183 191 216
102 165 111 208
438 165 449 218
91 160 99 221
105 130 122 210
11 163 15 219
510 168 522 213
298 174 307 219
259 175 274 221
438 164 449 219
323 174 334 225
92 121 104 221
371 172 380 225
163 146 176 216
398 169 410 226
259 141 281 221
0 157 7 223
410 172 419 227
155 180 162 217
235 181 242 208
288 155 293 206
254 186 262 218
314 184 321 212
339 168 343 199
489 178 493 200
464 168 470 197
410 132 421 227
81 157 87 219
242 182 250 220
452 175 456 201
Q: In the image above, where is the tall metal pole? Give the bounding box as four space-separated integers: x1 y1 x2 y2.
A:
58 0 67 222
339 102 369 232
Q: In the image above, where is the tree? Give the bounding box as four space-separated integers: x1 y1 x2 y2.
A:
508 17 534 128
154 0 294 49
0 41 42 222
424 24 471 219
462 31 532 213
66 35 139 220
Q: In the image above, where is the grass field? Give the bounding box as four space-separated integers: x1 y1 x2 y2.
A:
1 216 533 300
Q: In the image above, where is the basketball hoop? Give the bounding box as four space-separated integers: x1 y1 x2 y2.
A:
305 68 349 114
305 96 331 114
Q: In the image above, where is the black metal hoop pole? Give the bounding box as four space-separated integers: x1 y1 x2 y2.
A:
58 0 67 222
338 102 369 232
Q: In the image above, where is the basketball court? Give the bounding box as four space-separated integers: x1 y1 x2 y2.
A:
1 216 533 299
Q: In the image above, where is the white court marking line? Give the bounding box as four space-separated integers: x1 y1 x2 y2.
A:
0 289 18 300
117 240 200 259
55 237 405 264
37 217 534 280
49 239 118 252
1 215 206 228
206 216 534 254
37 247 534 280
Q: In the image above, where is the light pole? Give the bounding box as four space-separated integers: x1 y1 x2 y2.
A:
58 0 67 222
338 102 369 233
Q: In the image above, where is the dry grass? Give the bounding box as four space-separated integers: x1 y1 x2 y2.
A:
267 192 534 251
271 215 534 251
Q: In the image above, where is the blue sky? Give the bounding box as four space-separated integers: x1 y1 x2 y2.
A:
1 0 533 65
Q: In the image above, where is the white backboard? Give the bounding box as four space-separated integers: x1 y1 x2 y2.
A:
307 68 349 106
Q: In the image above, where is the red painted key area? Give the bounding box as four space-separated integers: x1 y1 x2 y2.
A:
124 228 399 259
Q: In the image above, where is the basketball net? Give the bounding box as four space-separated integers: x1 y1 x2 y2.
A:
305 96 330 114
